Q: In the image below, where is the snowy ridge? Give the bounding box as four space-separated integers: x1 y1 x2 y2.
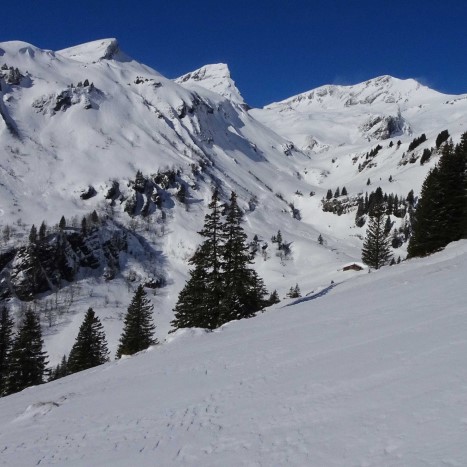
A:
175 63 246 106
57 38 127 63
0 241 466 466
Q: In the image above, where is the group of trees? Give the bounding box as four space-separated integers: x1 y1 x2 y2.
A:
171 190 269 331
355 187 414 227
408 133 467 257
1 285 157 396
0 307 47 396
325 186 348 200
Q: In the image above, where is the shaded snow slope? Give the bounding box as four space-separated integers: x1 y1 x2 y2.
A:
1 241 466 466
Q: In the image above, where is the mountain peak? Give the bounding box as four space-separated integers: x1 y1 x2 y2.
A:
57 38 128 63
175 63 246 106
265 75 441 111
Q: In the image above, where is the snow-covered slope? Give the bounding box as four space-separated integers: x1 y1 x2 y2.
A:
1 241 466 466
1 38 466 367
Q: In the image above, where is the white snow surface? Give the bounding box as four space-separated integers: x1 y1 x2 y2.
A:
1 241 466 466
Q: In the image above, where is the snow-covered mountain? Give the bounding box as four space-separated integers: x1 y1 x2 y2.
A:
1 240 466 466
0 38 466 365
175 63 247 107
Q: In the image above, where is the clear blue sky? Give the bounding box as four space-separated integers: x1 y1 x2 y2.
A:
2 0 466 107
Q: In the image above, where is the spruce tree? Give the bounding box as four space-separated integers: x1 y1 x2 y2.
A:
0 307 14 396
38 221 47 241
408 134 467 257
29 224 37 244
172 190 268 331
267 290 280 306
220 192 255 322
67 308 109 374
361 203 393 269
5 309 48 395
171 190 225 330
116 285 157 358
49 355 68 381
59 216 66 230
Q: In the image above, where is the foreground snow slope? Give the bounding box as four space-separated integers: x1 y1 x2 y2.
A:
1 241 466 467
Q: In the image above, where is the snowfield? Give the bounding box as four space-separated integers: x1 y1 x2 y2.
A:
1 241 466 466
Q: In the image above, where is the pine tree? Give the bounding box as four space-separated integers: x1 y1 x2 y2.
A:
171 190 225 330
67 308 109 374
116 285 157 358
326 189 333 200
171 190 268 331
38 221 47 241
49 354 68 381
5 309 48 395
275 230 283 249
408 134 467 257
361 203 392 269
318 234 324 245
341 186 348 196
29 224 37 244
287 284 301 298
0 307 14 395
59 216 66 230
267 289 280 306
334 187 340 198
81 217 87 236
220 192 256 322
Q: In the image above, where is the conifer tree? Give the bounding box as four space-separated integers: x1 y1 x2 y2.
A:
116 285 157 358
341 186 348 196
172 190 268 331
38 221 47 241
171 190 225 330
29 224 37 244
220 192 256 322
408 134 467 257
49 355 68 381
275 230 283 249
267 290 280 306
361 203 393 269
67 308 109 374
0 307 14 395
59 216 66 230
5 309 48 395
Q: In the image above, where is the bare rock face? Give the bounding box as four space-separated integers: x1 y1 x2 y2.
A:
360 113 411 140
0 221 134 301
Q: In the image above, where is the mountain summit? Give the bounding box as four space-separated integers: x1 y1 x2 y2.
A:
176 63 246 106
57 38 128 63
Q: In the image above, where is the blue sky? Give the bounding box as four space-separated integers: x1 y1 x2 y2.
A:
2 0 466 107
